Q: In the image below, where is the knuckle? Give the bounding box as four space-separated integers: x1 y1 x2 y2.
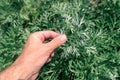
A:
29 33 36 38
44 45 53 52
53 40 60 47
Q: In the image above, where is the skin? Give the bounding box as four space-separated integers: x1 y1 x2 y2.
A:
0 31 67 80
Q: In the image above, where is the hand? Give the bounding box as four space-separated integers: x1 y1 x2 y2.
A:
0 31 67 80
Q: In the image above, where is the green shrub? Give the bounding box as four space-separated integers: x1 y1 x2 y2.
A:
0 0 120 80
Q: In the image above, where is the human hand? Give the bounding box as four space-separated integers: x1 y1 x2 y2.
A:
0 31 67 80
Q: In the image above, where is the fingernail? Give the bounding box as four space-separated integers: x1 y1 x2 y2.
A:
59 34 67 42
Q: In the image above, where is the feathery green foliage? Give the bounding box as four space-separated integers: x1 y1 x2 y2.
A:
0 0 120 80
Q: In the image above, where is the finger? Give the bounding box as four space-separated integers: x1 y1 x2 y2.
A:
28 31 60 43
48 52 54 58
46 52 54 63
47 58 52 63
50 53 54 57
46 34 67 51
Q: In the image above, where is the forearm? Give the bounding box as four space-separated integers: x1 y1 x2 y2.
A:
0 65 26 80
0 64 37 80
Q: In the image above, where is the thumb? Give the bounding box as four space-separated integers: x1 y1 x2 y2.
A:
46 34 67 50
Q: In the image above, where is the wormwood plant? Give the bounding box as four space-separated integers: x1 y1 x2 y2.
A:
0 0 120 80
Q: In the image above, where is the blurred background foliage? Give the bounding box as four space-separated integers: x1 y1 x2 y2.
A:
0 0 120 80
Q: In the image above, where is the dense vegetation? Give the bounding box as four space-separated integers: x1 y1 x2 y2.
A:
0 0 120 80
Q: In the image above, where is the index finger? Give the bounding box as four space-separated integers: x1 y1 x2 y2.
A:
29 31 60 43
